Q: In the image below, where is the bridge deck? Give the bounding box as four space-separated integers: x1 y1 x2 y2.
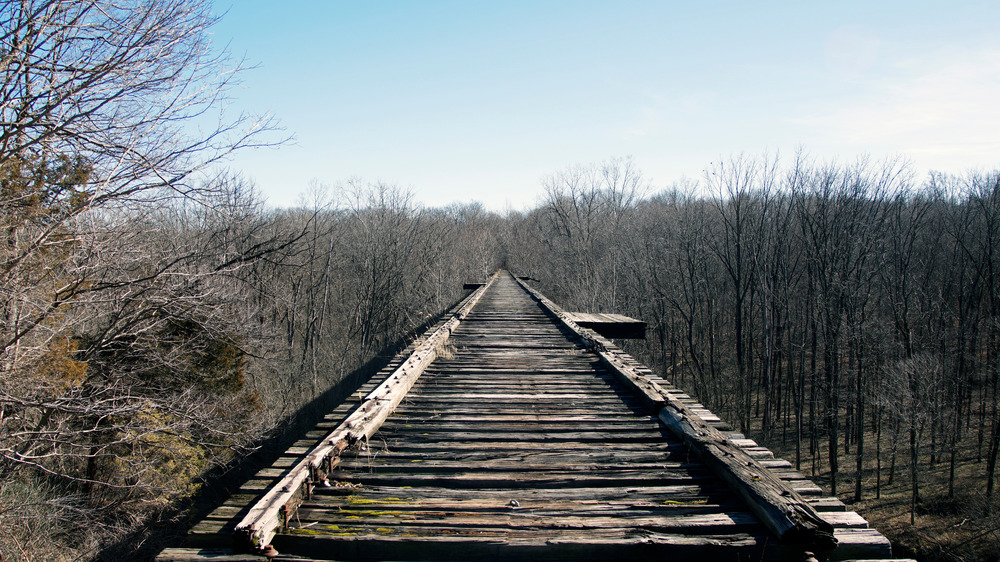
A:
159 273 896 561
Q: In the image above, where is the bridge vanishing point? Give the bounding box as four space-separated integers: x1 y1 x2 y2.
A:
158 272 908 562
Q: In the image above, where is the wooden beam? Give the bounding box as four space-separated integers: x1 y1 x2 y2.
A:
232 273 498 553
513 275 839 553
566 312 646 339
156 548 265 561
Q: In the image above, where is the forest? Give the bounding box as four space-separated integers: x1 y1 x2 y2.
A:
512 155 1000 561
2 1 998 560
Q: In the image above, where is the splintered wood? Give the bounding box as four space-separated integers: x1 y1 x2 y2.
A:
160 272 896 562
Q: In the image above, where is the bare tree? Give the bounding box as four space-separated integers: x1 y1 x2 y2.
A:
0 1 279 557
959 171 1000 501
705 153 776 431
540 158 648 310
876 353 944 523
1 0 276 382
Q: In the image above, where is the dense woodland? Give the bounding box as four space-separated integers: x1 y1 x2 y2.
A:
510 156 1000 559
3 1 1000 560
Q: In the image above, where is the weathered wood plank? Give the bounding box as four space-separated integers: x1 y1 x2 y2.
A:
566 311 647 339
291 510 764 533
270 532 770 562
156 548 265 561
323 469 718 488
311 483 731 502
299 495 739 513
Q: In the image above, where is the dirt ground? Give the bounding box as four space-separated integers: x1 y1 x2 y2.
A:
760 426 1000 561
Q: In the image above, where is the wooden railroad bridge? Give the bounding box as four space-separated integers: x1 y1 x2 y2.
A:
159 272 904 561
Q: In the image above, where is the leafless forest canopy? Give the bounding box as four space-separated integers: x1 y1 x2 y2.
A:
3 0 1000 559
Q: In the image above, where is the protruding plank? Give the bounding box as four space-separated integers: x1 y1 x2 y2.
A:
829 529 893 560
821 511 869 528
566 312 647 339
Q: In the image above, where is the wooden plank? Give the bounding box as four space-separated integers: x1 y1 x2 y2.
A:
566 312 647 339
290 510 764 533
807 497 848 512
322 469 717 488
299 494 739 513
155 548 265 561
311 483 730 502
829 529 893 560
270 531 773 562
336 452 693 469
821 512 869 528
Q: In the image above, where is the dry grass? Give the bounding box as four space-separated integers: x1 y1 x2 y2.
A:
853 458 1000 562
435 343 458 360
756 425 1000 561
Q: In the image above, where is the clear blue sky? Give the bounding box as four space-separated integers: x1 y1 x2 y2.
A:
211 1 1000 210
